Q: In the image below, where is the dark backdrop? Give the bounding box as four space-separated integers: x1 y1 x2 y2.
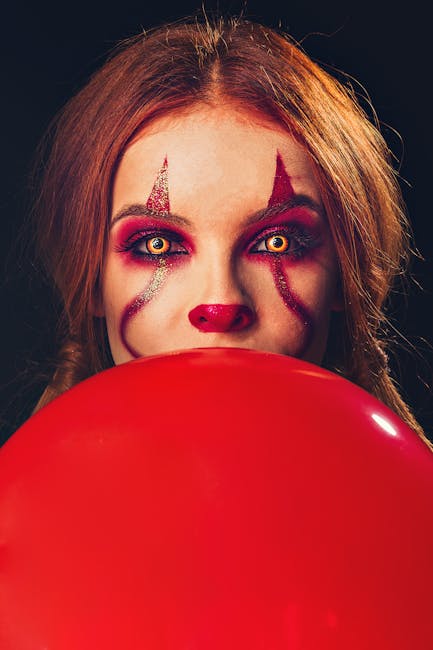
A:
1 0 432 443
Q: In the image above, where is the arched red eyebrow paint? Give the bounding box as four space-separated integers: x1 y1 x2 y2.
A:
146 156 169 214
267 152 314 357
268 151 295 206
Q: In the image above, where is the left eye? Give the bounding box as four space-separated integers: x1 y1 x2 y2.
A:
146 236 171 254
127 234 187 257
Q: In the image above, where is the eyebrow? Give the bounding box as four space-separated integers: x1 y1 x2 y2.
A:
244 195 324 225
110 204 191 228
110 195 324 230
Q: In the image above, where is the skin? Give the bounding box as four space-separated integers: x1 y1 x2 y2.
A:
102 105 342 365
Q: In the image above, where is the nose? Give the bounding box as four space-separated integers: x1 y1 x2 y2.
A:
188 304 256 333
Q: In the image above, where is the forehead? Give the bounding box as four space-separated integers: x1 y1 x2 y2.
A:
112 106 320 219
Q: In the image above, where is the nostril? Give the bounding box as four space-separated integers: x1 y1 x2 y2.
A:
188 304 256 333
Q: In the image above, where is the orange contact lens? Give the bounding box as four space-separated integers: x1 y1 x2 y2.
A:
266 235 289 253
146 237 170 254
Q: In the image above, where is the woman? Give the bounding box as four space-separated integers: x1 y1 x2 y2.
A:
29 16 429 445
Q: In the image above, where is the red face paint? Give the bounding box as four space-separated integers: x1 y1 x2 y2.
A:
268 152 295 208
120 260 167 358
146 156 169 215
119 157 171 356
241 212 323 267
189 304 256 333
270 257 313 357
114 217 193 268
265 152 315 356
119 152 315 358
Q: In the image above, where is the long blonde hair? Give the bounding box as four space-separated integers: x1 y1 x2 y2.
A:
32 16 429 444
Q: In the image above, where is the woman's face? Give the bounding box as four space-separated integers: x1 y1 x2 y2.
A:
102 106 341 364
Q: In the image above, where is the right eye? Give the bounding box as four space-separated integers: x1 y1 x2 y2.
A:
261 234 290 253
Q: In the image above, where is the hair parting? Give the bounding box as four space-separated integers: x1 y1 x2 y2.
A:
28 14 430 447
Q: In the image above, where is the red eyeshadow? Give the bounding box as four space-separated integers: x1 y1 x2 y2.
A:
114 217 193 249
118 150 315 359
240 208 322 255
113 218 194 271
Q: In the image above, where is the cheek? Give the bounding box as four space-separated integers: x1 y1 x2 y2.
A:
245 253 336 359
107 255 188 359
119 262 168 358
270 257 313 316
102 255 155 325
102 252 161 359
268 257 315 357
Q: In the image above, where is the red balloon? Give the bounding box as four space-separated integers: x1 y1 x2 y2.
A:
0 348 432 649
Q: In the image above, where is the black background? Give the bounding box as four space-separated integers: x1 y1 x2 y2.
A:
1 0 432 443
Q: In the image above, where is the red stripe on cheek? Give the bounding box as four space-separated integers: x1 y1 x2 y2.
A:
120 261 167 358
271 257 314 357
267 152 314 356
119 156 170 356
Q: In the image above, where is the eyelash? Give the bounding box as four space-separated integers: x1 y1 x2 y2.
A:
115 223 319 261
115 229 188 258
248 224 320 260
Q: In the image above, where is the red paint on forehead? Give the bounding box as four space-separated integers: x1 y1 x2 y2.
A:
146 156 169 214
268 152 295 207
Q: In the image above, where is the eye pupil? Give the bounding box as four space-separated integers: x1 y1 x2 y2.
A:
146 237 170 254
266 235 289 253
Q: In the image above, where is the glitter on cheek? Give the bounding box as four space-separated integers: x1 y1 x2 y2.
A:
119 259 168 358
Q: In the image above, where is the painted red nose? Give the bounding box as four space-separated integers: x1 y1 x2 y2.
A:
188 304 256 333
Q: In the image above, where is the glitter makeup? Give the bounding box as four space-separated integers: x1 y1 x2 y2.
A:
119 157 171 356
120 259 168 358
146 156 169 215
114 218 192 267
118 151 316 358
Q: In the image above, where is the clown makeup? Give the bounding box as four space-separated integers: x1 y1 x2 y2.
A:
102 106 341 364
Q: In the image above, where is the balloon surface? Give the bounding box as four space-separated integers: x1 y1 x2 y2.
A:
1 348 433 649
